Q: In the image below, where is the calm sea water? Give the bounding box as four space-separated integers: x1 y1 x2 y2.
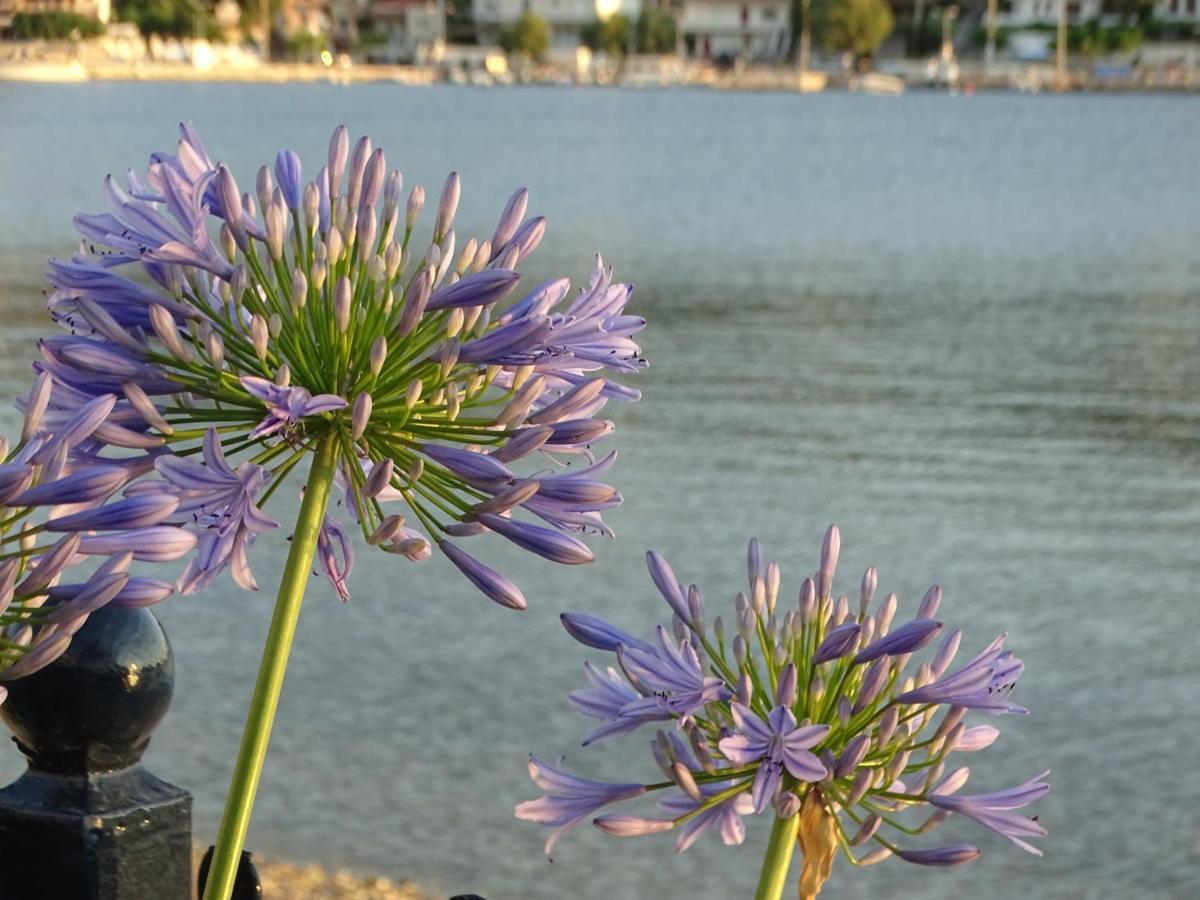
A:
0 83 1198 899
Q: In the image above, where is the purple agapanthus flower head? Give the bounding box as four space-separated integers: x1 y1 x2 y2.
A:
0 387 185 697
38 123 646 604
519 526 1049 895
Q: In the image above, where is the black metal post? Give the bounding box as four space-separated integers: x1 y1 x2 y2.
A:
0 606 192 900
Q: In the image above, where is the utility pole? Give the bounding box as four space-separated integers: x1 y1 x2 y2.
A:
984 0 997 71
261 0 270 63
1056 0 1068 90
798 0 810 72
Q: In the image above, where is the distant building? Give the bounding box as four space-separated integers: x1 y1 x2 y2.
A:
998 0 1101 26
678 0 788 60
278 0 332 38
364 0 445 60
0 0 111 26
1154 0 1200 22
473 0 642 49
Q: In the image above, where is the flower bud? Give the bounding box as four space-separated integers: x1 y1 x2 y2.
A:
303 182 320 233
850 815 881 846
383 169 403 219
326 227 344 265
776 662 797 708
149 304 193 362
472 239 491 272
21 372 52 443
877 707 899 747
847 768 873 805
334 277 352 333
670 762 702 803
350 392 372 441
357 209 377 264
364 459 395 499
256 165 274 214
219 223 236 261
290 268 308 312
367 514 405 546
799 577 816 622
265 196 286 260
404 379 423 410
268 312 283 338
735 672 753 707
434 171 460 238
775 791 802 819
918 584 942 619
876 592 898 635
593 815 674 838
765 560 780 614
818 524 840 599
347 135 372 208
396 269 432 337
327 124 349 193
405 184 425 231
123 381 172 435
274 363 290 386
361 148 385 209
859 566 878 616
368 336 387 378
384 240 403 280
249 314 269 361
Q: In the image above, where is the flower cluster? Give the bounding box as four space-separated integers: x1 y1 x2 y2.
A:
517 526 1049 893
43 123 644 607
0 376 186 703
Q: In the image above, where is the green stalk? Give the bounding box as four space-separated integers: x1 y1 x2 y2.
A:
754 812 801 900
202 435 339 900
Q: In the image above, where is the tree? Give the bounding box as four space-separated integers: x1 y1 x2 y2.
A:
581 14 632 57
636 7 676 53
10 11 104 39
825 0 894 63
499 12 550 61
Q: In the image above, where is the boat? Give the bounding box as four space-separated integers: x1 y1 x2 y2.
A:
848 72 904 96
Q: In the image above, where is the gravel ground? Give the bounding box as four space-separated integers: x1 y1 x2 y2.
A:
194 849 430 899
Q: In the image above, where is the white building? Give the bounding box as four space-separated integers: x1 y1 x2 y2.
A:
678 0 789 61
473 0 641 48
998 0 1101 26
1154 0 1200 22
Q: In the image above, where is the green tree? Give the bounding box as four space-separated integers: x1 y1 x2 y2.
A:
115 0 217 38
499 11 550 61
636 6 676 53
9 11 104 39
581 14 632 56
825 0 894 62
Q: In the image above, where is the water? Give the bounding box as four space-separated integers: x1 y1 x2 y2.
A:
1 83 1198 899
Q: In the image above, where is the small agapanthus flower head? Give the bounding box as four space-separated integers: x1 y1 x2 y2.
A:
517 526 1049 894
0 387 186 699
44 123 645 606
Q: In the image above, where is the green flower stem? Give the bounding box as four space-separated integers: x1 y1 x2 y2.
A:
202 434 339 900
754 812 801 900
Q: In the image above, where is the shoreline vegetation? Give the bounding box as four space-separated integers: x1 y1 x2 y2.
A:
192 848 430 900
0 58 1196 93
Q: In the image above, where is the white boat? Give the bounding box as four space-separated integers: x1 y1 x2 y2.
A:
848 72 904 96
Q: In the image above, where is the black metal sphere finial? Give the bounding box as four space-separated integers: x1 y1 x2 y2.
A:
0 605 192 899
0 605 175 774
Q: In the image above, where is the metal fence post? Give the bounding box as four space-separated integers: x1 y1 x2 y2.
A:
0 605 192 899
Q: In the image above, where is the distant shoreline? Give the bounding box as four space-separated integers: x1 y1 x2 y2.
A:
1 59 1197 94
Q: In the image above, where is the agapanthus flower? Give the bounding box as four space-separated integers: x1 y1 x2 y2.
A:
518 526 1049 899
0 382 185 701
41 123 645 606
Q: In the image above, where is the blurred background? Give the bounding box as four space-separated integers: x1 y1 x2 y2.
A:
0 14 1199 898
